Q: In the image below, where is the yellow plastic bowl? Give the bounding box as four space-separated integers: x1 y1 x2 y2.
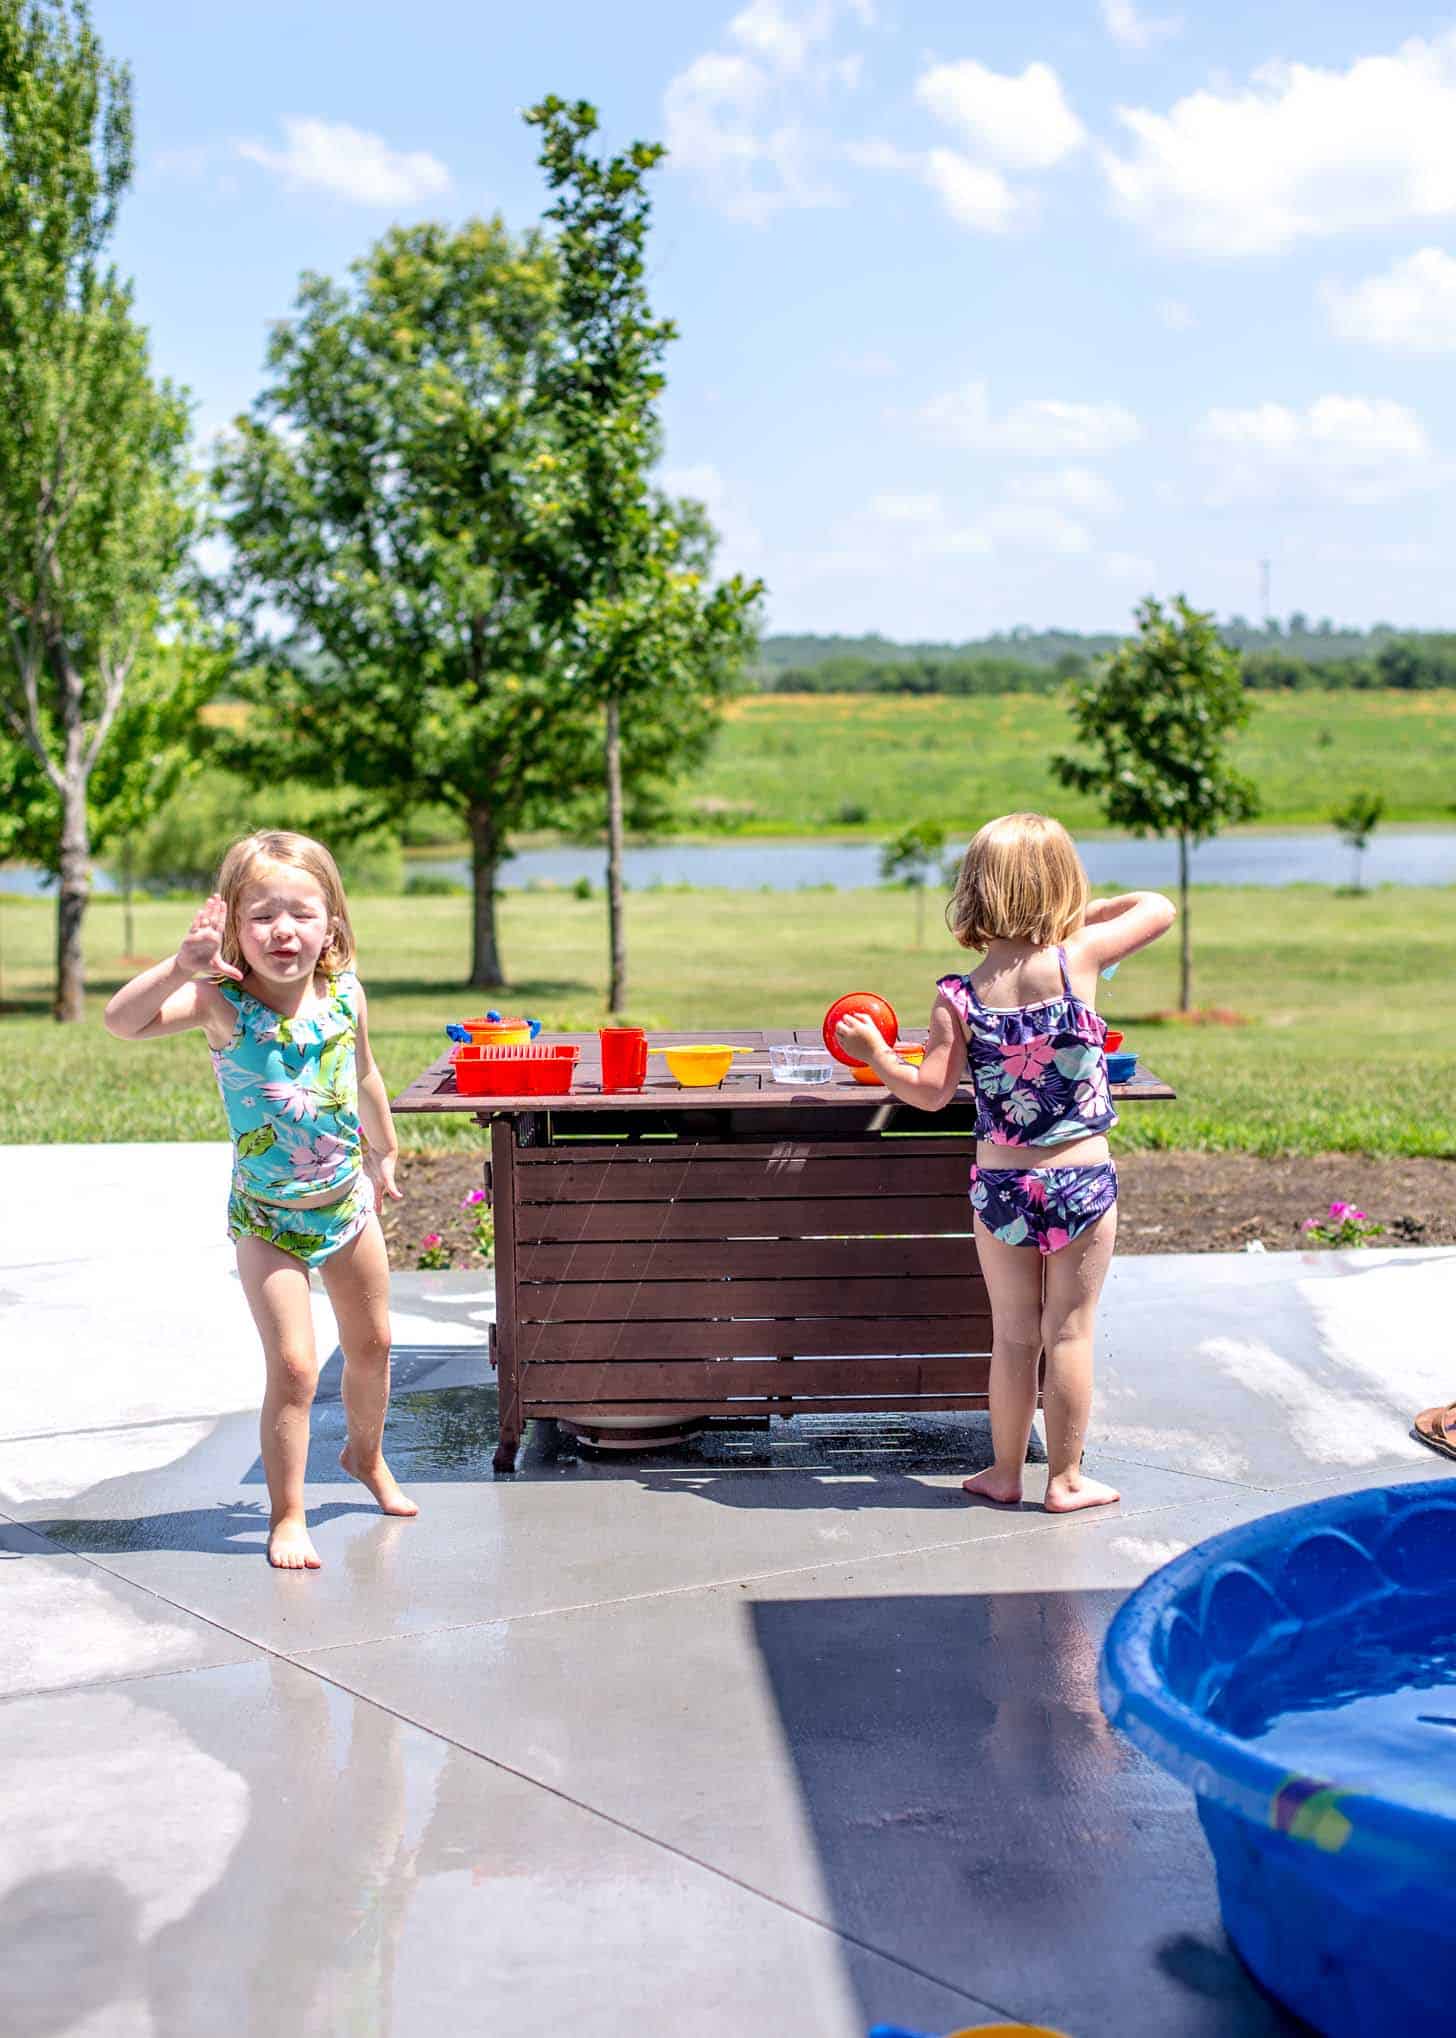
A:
662 1044 744 1087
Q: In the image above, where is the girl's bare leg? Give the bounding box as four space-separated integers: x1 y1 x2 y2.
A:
1040 1204 1120 1513
236 1237 323 1569
962 1218 1045 1505
321 1216 418 1519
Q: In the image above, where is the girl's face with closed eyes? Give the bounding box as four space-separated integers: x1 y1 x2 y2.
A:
235 864 332 985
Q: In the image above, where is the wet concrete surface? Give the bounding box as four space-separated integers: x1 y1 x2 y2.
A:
3 1145 1453 2035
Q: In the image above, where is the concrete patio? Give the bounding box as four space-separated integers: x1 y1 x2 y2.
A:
3 1142 1453 2038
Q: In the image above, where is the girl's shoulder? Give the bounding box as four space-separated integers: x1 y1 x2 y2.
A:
935 972 977 1031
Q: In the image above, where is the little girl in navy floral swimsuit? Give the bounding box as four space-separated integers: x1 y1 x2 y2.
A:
836 812 1174 1515
105 830 418 1571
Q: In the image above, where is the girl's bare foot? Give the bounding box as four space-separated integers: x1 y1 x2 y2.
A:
340 1445 419 1517
1044 1472 1121 1514
961 1469 1024 1506
268 1515 322 1569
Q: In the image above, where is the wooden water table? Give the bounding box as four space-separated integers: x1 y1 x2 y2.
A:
392 1030 1175 1472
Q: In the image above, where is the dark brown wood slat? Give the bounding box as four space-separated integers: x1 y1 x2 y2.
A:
518 1315 992 1362
515 1236 980 1282
515 1196 975 1244
513 1153 972 1203
520 1357 993 1398
517 1276 987 1324
509 1133 962 1165
533 1394 994 1420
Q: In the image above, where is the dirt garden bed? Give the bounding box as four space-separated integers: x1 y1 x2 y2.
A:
380 1149 1456 1270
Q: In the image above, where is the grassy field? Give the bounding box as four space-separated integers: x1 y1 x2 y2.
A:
678 690 1456 833
2 883 1452 1158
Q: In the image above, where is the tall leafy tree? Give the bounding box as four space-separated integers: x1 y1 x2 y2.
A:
212 219 585 988
0 0 196 1018
526 97 761 1014
1054 596 1258 1011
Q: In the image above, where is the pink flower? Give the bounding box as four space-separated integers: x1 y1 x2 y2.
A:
421 1232 442 1248
459 1187 487 1208
1301 1218 1320 1232
1351 1209 1369 1222
1328 1201 1351 1220
262 1077 319 1124
289 1132 349 1185
998 1034 1055 1083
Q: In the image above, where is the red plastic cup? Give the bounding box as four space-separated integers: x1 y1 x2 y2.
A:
599 1026 648 1091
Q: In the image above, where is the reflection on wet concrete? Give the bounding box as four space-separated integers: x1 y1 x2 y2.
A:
750 1591 1306 2036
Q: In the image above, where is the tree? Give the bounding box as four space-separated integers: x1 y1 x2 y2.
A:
1331 789 1384 893
525 97 761 1014
880 820 947 949
1 636 217 953
211 219 588 988
0 0 197 1018
1054 596 1258 1011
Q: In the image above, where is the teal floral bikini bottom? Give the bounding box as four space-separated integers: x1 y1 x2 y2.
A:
227 1174 373 1268
970 1161 1118 1255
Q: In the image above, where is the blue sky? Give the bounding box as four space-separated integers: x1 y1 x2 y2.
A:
97 0 1456 638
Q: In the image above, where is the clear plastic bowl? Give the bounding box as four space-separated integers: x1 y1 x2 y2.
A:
768 1045 835 1085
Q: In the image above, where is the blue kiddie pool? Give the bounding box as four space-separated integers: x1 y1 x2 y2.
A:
1100 1480 1456 2036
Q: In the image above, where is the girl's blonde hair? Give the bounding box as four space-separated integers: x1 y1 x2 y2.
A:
215 831 355 977
946 812 1089 951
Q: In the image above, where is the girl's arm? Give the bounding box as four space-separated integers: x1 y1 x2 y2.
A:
354 988 404 1209
834 991 967 1112
103 894 240 1043
1074 891 1176 971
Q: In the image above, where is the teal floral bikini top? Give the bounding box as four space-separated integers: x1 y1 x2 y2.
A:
211 972 362 1203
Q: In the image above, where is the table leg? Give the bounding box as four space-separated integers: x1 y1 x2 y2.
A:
490 1119 522 1475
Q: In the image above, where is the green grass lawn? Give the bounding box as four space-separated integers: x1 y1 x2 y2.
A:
678 690 1456 833
2 883 1451 1158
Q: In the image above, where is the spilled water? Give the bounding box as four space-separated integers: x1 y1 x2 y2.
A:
1213 1605 1456 1817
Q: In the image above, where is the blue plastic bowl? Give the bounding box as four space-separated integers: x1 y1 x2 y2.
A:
1105 1050 1138 1082
1100 1481 1456 2036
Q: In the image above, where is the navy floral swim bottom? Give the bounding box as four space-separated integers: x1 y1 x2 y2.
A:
970 1160 1118 1255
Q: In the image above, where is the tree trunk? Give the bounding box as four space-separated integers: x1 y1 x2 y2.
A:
54 774 90 1023
605 695 626 1016
121 838 135 958
467 802 506 989
1178 831 1191 1013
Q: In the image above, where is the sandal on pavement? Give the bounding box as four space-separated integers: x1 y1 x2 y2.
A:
1412 1402 1456 1463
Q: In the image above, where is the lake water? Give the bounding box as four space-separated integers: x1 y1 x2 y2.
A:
5 827 1456 896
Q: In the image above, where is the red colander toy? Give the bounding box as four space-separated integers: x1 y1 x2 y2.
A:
822 992 899 1067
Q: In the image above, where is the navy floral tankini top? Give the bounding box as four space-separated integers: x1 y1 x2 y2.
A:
937 946 1116 1149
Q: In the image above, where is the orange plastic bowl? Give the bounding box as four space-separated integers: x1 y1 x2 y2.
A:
823 992 899 1067
1104 1028 1124 1053
851 1044 925 1086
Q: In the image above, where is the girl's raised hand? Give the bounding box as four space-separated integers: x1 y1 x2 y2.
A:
177 894 243 983
836 1013 887 1061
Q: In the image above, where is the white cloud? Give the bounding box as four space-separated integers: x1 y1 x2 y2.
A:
1102 32 1456 254
972 503 1093 553
1100 0 1181 53
916 58 1085 171
1322 247 1456 352
919 379 1142 457
1195 394 1436 505
663 2 869 224
1103 550 1157 583
861 492 1093 559
236 117 450 206
923 149 1022 232
1157 297 1196 330
1010 465 1122 514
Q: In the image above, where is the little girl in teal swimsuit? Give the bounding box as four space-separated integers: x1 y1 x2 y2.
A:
836 812 1174 1516
105 830 418 1570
